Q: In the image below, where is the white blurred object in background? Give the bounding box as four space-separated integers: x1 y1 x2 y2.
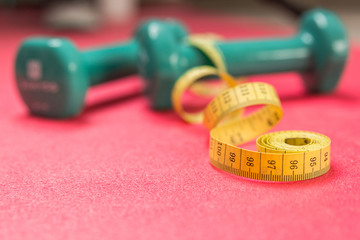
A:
44 1 100 31
99 0 138 24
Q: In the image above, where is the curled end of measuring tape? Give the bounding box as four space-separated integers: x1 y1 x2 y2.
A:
171 65 247 124
172 35 245 124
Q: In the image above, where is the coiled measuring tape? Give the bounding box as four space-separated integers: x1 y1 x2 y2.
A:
171 35 331 182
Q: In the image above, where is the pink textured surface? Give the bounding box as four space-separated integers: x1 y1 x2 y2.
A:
1 5 360 240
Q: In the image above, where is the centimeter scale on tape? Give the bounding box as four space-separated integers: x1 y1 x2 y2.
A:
171 35 331 182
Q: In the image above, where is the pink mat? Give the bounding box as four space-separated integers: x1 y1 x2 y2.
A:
0 5 359 240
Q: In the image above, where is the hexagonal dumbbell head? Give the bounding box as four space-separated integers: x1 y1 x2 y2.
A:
299 8 348 93
16 38 88 118
136 19 190 109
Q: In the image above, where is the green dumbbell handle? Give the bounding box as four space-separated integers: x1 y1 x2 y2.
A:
82 40 138 86
176 36 309 75
218 37 309 75
179 33 343 88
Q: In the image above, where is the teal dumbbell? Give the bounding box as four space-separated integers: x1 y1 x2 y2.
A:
15 20 187 118
140 8 349 109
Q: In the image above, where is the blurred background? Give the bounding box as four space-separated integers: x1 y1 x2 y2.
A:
1 0 359 40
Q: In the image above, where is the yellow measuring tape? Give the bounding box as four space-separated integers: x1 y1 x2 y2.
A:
171 35 331 182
